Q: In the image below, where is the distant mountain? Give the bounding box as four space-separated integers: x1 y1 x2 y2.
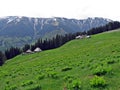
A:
0 16 111 50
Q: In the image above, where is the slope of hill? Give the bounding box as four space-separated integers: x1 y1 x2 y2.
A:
0 29 120 90
0 16 110 50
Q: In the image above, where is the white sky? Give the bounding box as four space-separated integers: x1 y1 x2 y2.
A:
0 0 120 21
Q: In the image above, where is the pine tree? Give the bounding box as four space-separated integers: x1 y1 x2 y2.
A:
22 44 30 52
0 51 6 66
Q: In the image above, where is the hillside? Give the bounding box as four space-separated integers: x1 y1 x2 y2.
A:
0 16 110 50
0 29 120 90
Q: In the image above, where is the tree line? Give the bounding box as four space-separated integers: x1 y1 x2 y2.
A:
0 21 120 66
87 21 120 35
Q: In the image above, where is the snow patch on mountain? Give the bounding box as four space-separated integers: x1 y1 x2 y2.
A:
34 18 38 25
40 19 44 30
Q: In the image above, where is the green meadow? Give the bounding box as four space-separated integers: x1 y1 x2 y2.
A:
0 29 120 90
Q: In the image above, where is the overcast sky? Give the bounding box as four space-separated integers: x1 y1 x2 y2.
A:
0 0 120 21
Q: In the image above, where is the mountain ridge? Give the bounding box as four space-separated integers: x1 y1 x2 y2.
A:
0 16 111 37
0 16 111 50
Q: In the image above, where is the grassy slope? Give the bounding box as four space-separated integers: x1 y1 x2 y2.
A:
0 29 120 90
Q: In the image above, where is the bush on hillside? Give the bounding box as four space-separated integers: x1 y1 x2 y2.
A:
6 80 10 84
90 76 106 88
67 79 82 90
9 85 17 90
93 66 112 76
72 80 82 90
107 60 115 64
61 66 72 72
37 74 45 80
21 80 34 87
26 85 41 90
47 71 58 79
63 75 74 83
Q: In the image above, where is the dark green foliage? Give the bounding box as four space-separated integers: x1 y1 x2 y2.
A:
37 74 45 80
63 75 74 83
26 85 41 90
87 21 120 35
6 80 10 84
47 71 58 79
90 76 106 88
107 60 115 64
72 80 81 90
32 33 76 50
9 85 17 90
21 80 34 87
93 66 112 76
22 44 31 52
67 80 82 90
61 66 72 72
0 51 6 66
5 47 21 59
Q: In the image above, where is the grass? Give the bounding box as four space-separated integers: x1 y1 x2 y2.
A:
0 29 120 90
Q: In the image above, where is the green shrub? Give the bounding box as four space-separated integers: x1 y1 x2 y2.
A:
21 80 34 87
107 60 115 64
9 85 17 90
72 80 81 90
47 71 58 79
61 66 72 72
93 66 112 76
45 68 53 72
6 80 10 84
11 75 16 78
63 75 74 83
37 74 45 80
27 85 41 90
90 76 106 88
67 80 82 90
